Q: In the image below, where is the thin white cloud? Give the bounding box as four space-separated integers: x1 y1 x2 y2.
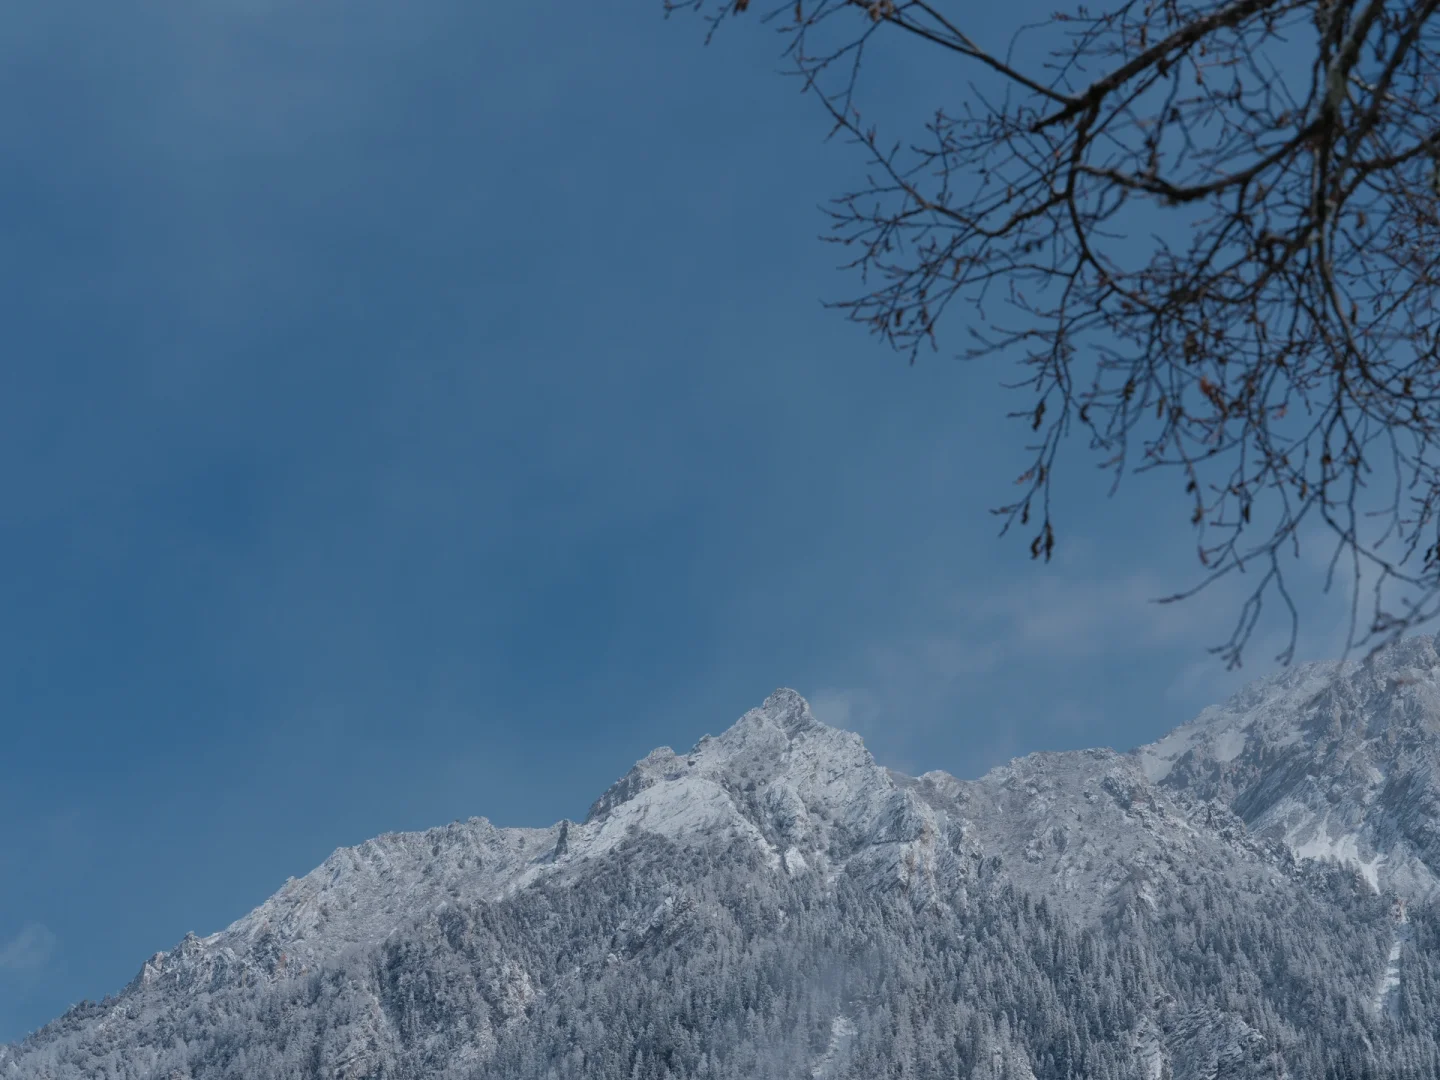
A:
808 539 1400 780
809 564 1280 765
0 923 56 972
807 687 873 733
965 568 1236 657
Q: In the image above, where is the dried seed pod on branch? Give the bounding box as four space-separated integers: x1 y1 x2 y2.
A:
672 0 1440 667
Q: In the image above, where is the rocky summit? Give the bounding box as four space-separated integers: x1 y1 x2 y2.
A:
7 647 1440 1079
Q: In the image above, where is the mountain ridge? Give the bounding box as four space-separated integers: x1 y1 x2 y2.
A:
7 647 1440 1078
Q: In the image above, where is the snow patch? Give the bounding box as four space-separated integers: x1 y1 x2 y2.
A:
1212 727 1247 763
1288 823 1384 891
811 1015 856 1079
1131 1017 1164 1080
1374 902 1410 1019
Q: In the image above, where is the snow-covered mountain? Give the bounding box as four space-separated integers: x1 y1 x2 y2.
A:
6 652 1440 1079
1140 635 1440 900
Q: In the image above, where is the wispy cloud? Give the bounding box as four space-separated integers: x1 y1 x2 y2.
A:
806 527 1420 785
870 564 1241 687
807 560 1325 775
0 924 56 972
808 686 880 736
966 570 1209 656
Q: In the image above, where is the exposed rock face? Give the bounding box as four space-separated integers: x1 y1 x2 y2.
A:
1140 635 1440 899
7 657 1440 1079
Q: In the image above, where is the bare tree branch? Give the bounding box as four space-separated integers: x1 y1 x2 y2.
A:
673 0 1440 668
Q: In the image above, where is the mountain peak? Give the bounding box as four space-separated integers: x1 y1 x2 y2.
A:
585 690 876 828
759 687 821 736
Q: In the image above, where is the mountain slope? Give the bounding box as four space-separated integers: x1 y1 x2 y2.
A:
6 665 1440 1079
1139 635 1440 900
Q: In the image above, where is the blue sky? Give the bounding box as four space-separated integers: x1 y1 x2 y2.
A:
0 0 1359 1042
